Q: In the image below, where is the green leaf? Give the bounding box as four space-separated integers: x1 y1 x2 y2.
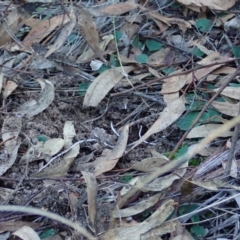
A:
190 225 207 237
229 83 240 87
78 82 91 96
232 45 240 60
196 18 212 32
37 135 48 142
162 67 175 75
98 64 111 73
191 46 205 58
110 55 120 67
131 35 140 48
121 174 133 183
174 145 188 158
145 39 163 52
68 33 78 44
40 228 57 239
114 31 123 42
177 111 209 130
206 108 222 122
179 204 200 223
136 54 148 63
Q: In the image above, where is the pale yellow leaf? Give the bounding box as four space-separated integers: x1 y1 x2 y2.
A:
212 101 239 117
129 96 185 150
214 86 240 100
82 171 97 232
83 66 134 107
176 0 237 10
187 124 233 138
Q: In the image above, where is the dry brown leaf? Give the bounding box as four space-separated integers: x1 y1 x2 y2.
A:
3 80 18 99
100 200 175 240
161 64 223 94
83 66 134 107
187 124 233 138
45 7 76 58
16 79 54 117
131 156 169 172
141 221 177 239
79 124 129 176
76 35 114 63
100 0 138 15
77 7 106 63
83 0 138 17
212 66 236 75
142 6 191 32
176 0 237 10
129 96 185 150
147 48 173 67
23 14 70 47
212 101 239 117
82 171 97 232
0 9 30 47
112 193 163 218
12 226 40 240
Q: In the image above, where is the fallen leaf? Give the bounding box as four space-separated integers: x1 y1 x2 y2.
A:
3 80 18 99
187 124 233 138
213 86 240 100
212 101 239 117
23 14 70 47
100 200 175 240
12 226 40 240
129 96 185 150
112 193 163 218
79 124 129 176
20 138 64 164
16 79 54 118
83 66 134 107
176 0 237 11
45 7 76 58
82 171 97 232
77 7 106 62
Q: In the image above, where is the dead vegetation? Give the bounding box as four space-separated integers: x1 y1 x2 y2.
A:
0 0 240 239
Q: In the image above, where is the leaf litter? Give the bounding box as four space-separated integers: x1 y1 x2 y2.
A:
0 0 240 239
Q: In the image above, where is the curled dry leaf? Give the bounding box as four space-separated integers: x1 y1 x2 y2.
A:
129 95 185 150
141 221 177 239
176 0 237 10
100 199 175 240
12 226 40 240
112 193 163 218
83 66 134 107
23 14 70 47
79 124 129 176
16 79 54 118
82 171 97 232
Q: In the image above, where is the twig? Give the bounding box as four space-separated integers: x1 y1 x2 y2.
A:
110 58 239 97
169 65 240 159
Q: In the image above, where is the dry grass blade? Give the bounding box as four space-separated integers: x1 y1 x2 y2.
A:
82 171 98 233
